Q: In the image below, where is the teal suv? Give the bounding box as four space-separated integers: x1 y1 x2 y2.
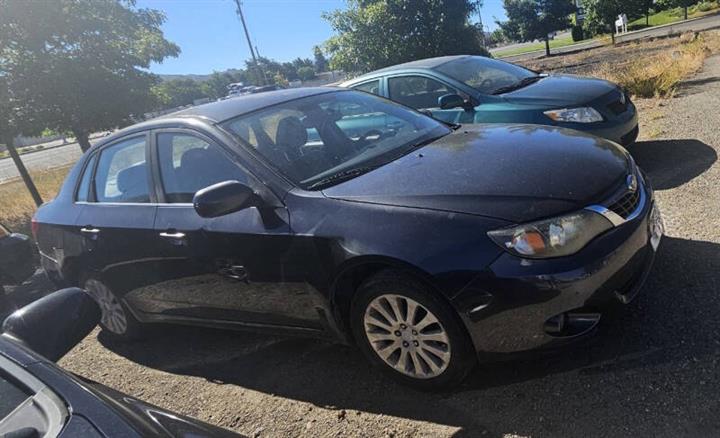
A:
341 55 639 146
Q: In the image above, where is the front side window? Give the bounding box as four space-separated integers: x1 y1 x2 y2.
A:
351 79 381 96
94 136 150 203
0 371 30 420
157 133 247 203
221 90 450 189
435 56 537 95
388 76 458 109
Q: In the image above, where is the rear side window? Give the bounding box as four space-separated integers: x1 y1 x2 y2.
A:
388 75 457 109
351 80 381 96
75 154 97 202
157 133 247 203
94 136 150 203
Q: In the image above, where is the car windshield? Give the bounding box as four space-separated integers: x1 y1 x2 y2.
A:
435 56 538 95
220 90 451 189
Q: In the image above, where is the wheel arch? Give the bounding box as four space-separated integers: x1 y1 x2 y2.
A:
329 256 453 340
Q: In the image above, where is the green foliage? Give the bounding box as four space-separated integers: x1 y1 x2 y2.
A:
488 28 508 46
500 0 575 43
323 0 490 74
0 0 179 150
297 66 316 81
313 45 328 72
152 79 206 108
582 0 659 35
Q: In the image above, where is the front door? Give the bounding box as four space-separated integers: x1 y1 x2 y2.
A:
142 130 323 329
386 74 476 124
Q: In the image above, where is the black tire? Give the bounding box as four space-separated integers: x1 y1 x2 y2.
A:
81 275 143 341
350 270 476 391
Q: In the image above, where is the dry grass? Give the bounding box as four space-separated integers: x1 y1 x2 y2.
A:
0 166 72 234
592 32 720 98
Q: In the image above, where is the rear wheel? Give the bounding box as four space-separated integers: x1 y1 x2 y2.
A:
82 277 142 340
350 271 476 391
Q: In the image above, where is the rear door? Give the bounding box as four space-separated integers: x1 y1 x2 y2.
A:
75 134 161 303
143 129 323 328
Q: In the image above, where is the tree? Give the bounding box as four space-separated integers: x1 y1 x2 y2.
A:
581 0 645 37
323 0 490 74
0 0 179 152
499 0 575 56
313 45 328 72
297 66 316 81
152 79 206 108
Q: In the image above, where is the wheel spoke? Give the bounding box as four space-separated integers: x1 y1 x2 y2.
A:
364 293 451 379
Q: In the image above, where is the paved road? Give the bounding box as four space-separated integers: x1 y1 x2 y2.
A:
0 137 104 183
499 12 720 63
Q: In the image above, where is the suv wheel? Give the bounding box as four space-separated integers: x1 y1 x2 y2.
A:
351 271 475 390
83 277 141 340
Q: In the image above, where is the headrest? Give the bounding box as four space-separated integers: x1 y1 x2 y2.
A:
275 116 308 150
116 163 146 194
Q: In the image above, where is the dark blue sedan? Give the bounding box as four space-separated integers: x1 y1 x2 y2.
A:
341 55 639 146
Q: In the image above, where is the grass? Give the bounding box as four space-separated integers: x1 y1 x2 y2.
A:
593 32 720 98
629 2 720 30
493 35 597 58
0 166 72 235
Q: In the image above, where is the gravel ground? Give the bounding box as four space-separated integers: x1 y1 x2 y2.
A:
8 56 719 437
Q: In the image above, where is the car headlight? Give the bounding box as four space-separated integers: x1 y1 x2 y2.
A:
487 210 613 259
544 107 603 123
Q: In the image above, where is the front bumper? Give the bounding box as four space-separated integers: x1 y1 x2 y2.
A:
452 188 657 360
0 233 36 285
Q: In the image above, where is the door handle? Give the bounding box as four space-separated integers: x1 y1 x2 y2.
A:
80 227 100 234
159 231 186 239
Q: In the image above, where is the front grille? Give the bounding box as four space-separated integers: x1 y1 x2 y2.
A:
608 186 641 218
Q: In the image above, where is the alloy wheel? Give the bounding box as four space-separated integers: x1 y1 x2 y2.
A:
363 294 451 379
85 279 128 335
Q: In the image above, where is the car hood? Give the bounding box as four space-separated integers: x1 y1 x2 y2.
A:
322 125 631 223
500 74 618 108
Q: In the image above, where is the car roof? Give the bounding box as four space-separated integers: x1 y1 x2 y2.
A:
343 55 468 85
167 87 340 123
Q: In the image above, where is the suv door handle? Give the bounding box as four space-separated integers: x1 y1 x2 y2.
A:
80 227 100 234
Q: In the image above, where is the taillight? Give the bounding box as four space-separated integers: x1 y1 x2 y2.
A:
31 217 40 239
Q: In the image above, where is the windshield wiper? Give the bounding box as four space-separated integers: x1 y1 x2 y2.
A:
306 166 378 190
491 75 542 95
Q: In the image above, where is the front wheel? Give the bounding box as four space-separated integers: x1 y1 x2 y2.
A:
350 271 476 391
83 277 142 340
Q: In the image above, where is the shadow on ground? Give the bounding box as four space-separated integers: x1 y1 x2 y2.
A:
629 139 716 190
98 236 720 437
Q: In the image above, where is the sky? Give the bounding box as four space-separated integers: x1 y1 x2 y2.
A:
138 0 508 75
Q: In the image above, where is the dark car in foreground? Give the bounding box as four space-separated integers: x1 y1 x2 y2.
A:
340 55 639 146
0 288 240 437
0 223 35 309
34 88 662 389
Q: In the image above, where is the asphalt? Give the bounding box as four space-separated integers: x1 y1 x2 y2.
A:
4 56 720 438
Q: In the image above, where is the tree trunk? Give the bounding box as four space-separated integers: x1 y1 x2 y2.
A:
72 128 92 152
3 134 43 207
684 7 688 20
544 36 550 57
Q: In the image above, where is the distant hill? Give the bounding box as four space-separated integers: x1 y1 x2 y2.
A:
158 68 245 82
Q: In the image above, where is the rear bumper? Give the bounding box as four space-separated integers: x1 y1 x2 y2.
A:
0 234 36 285
452 187 657 360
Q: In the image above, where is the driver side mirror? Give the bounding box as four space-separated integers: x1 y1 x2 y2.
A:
193 180 257 218
438 94 474 111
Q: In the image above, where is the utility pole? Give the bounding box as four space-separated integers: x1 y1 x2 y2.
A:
233 0 265 85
